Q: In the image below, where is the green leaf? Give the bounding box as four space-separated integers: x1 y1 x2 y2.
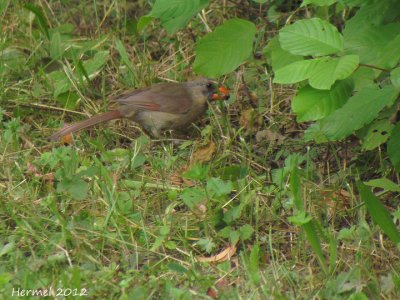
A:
305 85 399 141
362 119 394 151
24 3 50 39
217 165 248 180
301 0 337 6
279 18 343 56
348 292 369 300
116 39 134 72
180 187 206 210
82 50 109 78
0 242 15 257
167 262 188 274
274 59 319 85
309 55 359 90
223 205 243 224
249 243 261 284
292 79 354 122
351 66 376 91
182 164 209 180
264 36 304 71
196 238 215 253
206 177 233 198
57 178 89 200
388 122 400 172
290 164 303 211
344 23 400 68
343 1 400 34
194 18 256 77
364 178 400 193
358 182 400 245
288 211 312 226
302 220 328 274
274 55 359 90
150 0 208 34
239 224 254 241
137 15 155 32
50 31 62 59
391 67 400 90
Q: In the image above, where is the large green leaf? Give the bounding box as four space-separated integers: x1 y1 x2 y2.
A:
358 182 400 246
344 23 400 68
149 0 208 34
343 0 400 32
292 79 354 122
194 18 256 77
274 55 359 90
362 119 394 151
274 59 319 85
391 67 400 90
263 36 303 71
305 85 399 141
308 55 359 89
388 122 400 172
279 18 343 56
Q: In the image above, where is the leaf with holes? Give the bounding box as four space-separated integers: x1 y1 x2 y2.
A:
388 122 400 172
362 119 394 151
305 85 399 141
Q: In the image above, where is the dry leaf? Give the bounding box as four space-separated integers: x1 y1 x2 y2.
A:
255 129 285 145
170 165 194 187
239 108 263 134
191 141 216 164
197 243 237 263
320 189 352 217
27 162 55 184
207 287 219 299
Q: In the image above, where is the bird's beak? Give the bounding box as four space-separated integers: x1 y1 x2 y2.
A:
212 86 230 101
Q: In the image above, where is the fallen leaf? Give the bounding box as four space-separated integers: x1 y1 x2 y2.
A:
170 165 194 187
320 189 352 217
255 129 285 145
191 141 216 164
207 287 219 299
239 108 263 134
197 243 237 263
26 162 55 184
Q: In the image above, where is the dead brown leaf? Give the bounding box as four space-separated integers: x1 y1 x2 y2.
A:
239 108 263 134
207 287 219 299
27 162 55 184
191 141 216 164
197 243 238 263
255 129 285 145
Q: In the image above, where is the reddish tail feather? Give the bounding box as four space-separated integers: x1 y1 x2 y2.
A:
49 110 123 141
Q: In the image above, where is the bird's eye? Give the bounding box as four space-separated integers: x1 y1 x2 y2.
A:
206 82 213 89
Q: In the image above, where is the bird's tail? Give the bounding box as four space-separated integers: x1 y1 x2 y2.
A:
49 110 123 141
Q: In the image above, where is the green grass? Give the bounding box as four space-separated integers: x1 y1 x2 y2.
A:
1 1 400 299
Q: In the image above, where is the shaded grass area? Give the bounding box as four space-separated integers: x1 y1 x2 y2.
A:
1 1 399 299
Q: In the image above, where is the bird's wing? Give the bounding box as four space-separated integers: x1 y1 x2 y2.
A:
114 82 192 114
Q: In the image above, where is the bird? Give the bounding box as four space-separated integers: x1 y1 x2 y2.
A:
48 77 229 141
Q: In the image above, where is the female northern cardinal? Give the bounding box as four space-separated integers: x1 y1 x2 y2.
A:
49 78 229 141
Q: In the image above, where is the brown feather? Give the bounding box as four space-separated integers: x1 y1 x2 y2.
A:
49 110 122 141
